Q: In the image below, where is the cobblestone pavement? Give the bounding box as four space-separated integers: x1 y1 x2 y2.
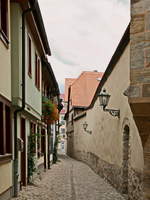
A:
12 155 125 200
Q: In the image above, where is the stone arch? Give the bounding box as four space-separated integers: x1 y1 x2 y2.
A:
143 135 150 200
122 125 130 195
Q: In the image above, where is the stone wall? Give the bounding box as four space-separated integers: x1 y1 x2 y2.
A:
143 135 150 199
74 150 143 200
128 167 143 200
130 1 150 199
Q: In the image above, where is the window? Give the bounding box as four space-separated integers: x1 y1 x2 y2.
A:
37 126 41 158
71 114 74 125
0 102 4 154
61 128 65 134
30 122 36 153
0 0 8 39
41 129 45 155
5 105 11 153
28 36 32 77
0 102 11 155
35 53 38 84
35 53 40 90
38 59 40 89
61 120 65 125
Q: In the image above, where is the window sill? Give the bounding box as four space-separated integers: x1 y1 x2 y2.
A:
0 154 12 165
0 30 9 49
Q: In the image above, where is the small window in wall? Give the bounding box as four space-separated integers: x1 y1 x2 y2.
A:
0 0 8 39
28 36 32 77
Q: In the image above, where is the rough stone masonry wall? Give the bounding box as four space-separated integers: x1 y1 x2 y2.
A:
131 1 150 199
74 150 143 200
130 0 150 97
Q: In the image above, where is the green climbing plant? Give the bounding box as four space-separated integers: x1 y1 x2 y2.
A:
28 134 37 183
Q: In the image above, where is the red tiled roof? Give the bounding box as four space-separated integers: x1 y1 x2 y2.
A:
66 71 103 108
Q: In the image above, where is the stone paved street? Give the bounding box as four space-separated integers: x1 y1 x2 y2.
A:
12 155 125 200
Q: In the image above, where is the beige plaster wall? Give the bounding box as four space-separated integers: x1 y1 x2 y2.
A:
0 1 11 101
10 3 41 119
0 162 12 194
73 44 144 172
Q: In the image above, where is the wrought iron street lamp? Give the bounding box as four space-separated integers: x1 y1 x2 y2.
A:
98 89 120 118
83 121 92 134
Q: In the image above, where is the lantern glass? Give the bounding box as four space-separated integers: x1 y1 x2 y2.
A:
98 89 110 107
83 122 88 130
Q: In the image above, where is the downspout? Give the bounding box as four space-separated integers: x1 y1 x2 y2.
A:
13 6 35 197
47 124 51 169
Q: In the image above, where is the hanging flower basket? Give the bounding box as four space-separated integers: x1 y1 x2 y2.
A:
42 97 59 124
42 96 54 116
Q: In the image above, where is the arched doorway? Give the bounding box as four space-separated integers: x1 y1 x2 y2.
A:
122 125 130 195
143 135 150 200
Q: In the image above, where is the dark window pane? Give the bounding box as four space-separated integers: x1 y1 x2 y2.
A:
28 36 32 76
1 0 8 37
0 102 4 154
5 105 11 153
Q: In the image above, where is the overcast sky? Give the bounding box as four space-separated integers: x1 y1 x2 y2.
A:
39 0 130 93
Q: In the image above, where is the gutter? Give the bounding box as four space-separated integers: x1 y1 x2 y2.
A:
42 58 60 96
29 0 51 55
13 4 36 197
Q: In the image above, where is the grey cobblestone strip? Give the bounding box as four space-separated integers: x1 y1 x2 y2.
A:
11 155 125 200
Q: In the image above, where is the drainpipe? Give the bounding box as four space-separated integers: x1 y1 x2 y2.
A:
47 125 51 169
13 6 35 197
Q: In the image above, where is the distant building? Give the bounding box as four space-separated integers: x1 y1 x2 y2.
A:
58 94 67 154
65 71 103 156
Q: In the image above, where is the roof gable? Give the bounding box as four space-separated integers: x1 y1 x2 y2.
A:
70 71 103 108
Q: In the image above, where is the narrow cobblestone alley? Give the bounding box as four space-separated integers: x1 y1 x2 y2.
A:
12 155 125 200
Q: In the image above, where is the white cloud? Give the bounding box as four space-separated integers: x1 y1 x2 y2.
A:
39 0 130 93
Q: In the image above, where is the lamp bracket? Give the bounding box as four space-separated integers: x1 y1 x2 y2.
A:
85 130 92 134
104 108 120 118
